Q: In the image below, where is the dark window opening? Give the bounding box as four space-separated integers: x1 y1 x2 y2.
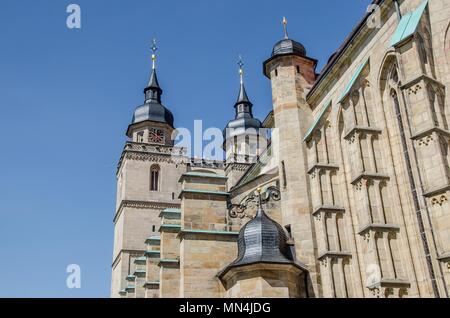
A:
281 160 287 189
150 166 160 191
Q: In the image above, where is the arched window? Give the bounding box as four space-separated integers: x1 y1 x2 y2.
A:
137 131 145 143
150 165 160 191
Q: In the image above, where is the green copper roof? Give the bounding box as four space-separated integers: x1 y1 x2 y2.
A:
133 269 146 276
145 236 161 244
159 258 179 265
181 229 239 236
179 189 229 197
303 100 332 142
182 172 227 179
145 250 160 255
390 1 428 47
125 285 135 291
159 224 181 232
339 58 369 103
134 256 147 264
158 208 181 219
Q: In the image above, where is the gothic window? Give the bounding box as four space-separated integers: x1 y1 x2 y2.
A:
150 165 160 191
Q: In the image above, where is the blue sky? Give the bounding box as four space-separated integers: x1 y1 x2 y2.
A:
0 0 371 297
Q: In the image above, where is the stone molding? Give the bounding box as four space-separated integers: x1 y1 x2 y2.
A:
114 200 180 223
312 205 346 218
308 162 340 177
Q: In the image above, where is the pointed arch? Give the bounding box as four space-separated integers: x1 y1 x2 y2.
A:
445 22 450 67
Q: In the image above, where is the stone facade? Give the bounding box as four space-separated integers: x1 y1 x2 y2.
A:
112 0 450 298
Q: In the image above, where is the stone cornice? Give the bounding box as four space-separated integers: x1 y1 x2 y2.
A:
423 184 450 199
111 249 145 268
351 172 390 186
312 205 346 218
358 223 400 240
114 200 180 224
116 142 187 175
116 141 225 175
318 251 352 263
343 126 382 141
411 126 450 141
307 162 340 176
400 73 445 91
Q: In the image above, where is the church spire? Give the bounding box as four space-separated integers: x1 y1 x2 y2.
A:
144 38 162 103
235 55 252 114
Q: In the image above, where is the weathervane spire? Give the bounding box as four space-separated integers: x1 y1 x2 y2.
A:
151 38 158 70
282 17 289 39
238 54 244 85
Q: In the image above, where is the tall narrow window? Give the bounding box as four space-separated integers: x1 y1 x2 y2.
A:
281 160 287 189
150 165 160 191
137 131 145 143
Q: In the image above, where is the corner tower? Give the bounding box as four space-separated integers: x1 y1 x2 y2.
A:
223 58 267 187
111 41 185 298
263 18 319 295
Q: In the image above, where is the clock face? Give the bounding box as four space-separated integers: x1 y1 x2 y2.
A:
148 128 165 144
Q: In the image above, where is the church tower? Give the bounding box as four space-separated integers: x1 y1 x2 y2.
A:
111 41 185 298
263 18 319 295
223 58 267 188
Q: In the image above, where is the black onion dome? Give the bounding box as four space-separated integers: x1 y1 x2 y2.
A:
128 68 174 134
223 81 263 140
231 208 295 266
263 38 311 78
271 38 307 57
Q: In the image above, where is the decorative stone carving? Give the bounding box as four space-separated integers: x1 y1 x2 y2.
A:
364 231 371 243
314 212 322 222
371 287 380 298
384 287 394 298
417 134 434 146
408 84 422 95
388 232 397 240
399 288 408 298
431 195 448 206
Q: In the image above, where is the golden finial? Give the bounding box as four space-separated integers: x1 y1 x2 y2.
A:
256 187 262 194
282 17 289 39
151 38 158 69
